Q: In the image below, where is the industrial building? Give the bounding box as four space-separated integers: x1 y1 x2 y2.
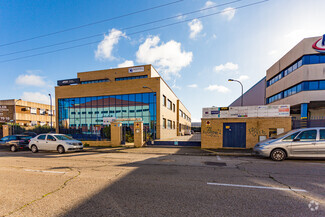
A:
55 65 191 140
230 35 325 120
0 99 55 128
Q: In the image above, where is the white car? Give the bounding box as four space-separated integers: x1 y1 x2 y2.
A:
29 134 83 154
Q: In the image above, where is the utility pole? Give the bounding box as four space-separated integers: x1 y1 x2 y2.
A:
48 94 53 129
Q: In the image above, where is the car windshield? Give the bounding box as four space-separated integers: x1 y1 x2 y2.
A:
54 135 73 140
269 130 300 139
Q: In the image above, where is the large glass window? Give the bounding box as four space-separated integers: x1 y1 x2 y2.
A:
58 92 157 141
267 54 325 87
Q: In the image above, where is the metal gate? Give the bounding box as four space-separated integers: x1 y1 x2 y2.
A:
223 123 246 148
121 125 134 144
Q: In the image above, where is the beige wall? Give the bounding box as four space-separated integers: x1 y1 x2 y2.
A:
0 99 55 127
268 90 325 106
177 100 191 136
266 36 321 80
266 64 325 98
201 117 292 149
77 65 152 82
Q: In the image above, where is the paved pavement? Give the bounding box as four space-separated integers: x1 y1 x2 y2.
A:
0 147 324 217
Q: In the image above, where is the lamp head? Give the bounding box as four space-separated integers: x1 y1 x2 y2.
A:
228 79 234 82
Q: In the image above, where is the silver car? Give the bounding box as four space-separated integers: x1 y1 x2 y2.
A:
254 127 325 161
29 133 83 154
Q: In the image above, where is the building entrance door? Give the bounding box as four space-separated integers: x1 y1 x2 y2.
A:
223 123 246 148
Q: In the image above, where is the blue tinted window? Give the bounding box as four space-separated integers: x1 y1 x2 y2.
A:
297 84 302 92
288 66 293 74
284 91 288 98
320 81 325 90
298 59 303 68
320 55 325 63
310 55 320 64
309 81 319 90
303 55 310 64
291 86 296 95
292 63 297 71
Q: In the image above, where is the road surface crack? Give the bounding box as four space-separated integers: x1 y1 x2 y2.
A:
3 168 81 217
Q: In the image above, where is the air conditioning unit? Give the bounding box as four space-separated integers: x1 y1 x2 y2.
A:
22 107 30 111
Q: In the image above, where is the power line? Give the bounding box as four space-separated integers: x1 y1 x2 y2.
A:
0 0 269 64
0 0 184 47
0 0 243 57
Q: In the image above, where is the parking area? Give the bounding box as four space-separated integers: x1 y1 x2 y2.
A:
0 147 324 216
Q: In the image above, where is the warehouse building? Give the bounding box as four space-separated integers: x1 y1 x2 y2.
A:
266 35 325 119
229 35 325 120
0 99 55 128
55 65 191 140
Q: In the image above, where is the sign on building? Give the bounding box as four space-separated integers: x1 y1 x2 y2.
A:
128 67 144 73
202 105 290 118
0 105 14 123
103 117 116 125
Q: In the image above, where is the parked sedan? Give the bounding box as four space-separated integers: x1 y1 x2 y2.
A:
29 134 83 154
0 135 32 152
254 127 325 161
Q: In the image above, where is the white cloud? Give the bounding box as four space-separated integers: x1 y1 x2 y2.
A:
176 13 186 20
136 36 193 80
95 29 126 60
16 74 47 87
237 75 249 82
214 62 238 72
187 84 198 88
21 92 54 105
221 7 236 21
118 60 134 68
188 19 203 39
202 1 216 10
205 85 230 93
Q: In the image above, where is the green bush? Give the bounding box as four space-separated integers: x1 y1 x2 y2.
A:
30 125 55 134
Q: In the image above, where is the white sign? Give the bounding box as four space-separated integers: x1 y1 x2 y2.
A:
202 105 290 118
128 67 144 73
103 117 116 125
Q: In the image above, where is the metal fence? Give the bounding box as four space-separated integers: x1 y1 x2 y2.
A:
292 118 325 129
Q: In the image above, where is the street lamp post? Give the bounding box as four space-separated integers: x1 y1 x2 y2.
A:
48 94 53 129
13 99 21 135
228 79 244 106
143 86 156 140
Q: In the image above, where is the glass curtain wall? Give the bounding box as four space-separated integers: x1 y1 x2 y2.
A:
58 93 156 140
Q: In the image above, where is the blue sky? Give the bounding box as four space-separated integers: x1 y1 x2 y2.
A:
0 0 324 121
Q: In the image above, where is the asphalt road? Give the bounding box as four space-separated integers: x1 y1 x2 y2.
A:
0 147 324 217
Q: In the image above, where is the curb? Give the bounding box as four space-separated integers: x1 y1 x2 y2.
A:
202 149 254 157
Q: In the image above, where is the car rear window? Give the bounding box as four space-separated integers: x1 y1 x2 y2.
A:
18 136 32 140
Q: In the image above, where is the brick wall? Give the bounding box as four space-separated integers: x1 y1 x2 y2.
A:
201 117 292 149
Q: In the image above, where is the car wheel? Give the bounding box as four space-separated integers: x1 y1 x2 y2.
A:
31 145 38 153
57 145 65 154
270 149 286 161
10 145 17 152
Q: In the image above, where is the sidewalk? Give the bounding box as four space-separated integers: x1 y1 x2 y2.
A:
83 145 254 157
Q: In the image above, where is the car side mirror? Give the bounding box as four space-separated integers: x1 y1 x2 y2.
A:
293 138 300 142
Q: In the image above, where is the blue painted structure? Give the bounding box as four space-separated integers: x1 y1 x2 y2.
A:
223 123 246 148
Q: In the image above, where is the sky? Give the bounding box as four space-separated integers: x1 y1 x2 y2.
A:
0 0 324 122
